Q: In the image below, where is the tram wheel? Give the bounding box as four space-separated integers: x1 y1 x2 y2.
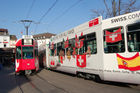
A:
94 75 102 83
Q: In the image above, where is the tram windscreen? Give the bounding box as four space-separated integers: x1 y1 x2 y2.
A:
127 23 140 52
22 47 33 59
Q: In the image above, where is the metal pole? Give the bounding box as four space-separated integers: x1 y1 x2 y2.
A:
25 26 28 35
20 20 33 35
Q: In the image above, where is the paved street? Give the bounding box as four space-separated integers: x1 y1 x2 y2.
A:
0 67 66 93
0 66 140 93
0 66 21 93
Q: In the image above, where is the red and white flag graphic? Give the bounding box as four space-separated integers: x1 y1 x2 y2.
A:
76 55 86 68
64 37 69 48
89 18 99 27
79 39 84 48
106 28 122 43
51 42 54 49
51 60 55 65
75 35 79 48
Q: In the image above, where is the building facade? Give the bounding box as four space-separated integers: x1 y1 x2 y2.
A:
10 35 17 48
0 29 17 48
0 28 17 66
0 29 10 48
33 32 55 50
33 32 55 67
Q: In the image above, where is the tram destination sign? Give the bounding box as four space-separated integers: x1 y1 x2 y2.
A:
23 39 33 45
22 35 33 45
22 35 33 39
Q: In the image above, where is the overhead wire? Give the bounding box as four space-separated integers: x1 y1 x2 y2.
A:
46 0 83 32
38 0 58 23
51 0 82 23
20 0 36 35
26 0 36 19
34 0 58 34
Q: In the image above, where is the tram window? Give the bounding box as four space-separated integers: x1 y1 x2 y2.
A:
66 48 71 56
79 32 97 55
16 46 21 59
66 38 75 55
57 42 62 56
50 44 56 56
56 42 65 56
127 23 140 52
86 33 97 54
23 52 33 59
104 27 125 53
66 45 72 56
22 47 33 59
79 35 86 55
72 38 78 55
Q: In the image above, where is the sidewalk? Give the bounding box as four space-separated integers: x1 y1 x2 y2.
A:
0 66 20 93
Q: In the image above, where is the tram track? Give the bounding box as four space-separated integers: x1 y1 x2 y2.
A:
14 72 68 93
35 74 69 93
15 74 44 93
24 75 44 93
14 75 25 93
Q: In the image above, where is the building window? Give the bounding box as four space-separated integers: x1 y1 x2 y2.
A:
4 44 6 47
43 36 45 39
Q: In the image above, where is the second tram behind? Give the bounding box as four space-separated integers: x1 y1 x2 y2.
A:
46 11 140 84
15 35 39 75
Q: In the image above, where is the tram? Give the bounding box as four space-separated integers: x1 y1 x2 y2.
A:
46 11 140 84
15 35 39 75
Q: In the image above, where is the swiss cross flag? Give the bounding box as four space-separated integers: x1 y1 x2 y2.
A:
72 48 76 58
89 18 99 27
51 42 54 49
106 28 122 43
64 37 69 48
76 55 86 68
51 60 55 65
59 56 63 64
79 39 84 48
75 35 79 48
79 32 84 48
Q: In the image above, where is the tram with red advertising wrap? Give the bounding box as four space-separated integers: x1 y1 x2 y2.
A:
46 11 140 84
15 35 39 75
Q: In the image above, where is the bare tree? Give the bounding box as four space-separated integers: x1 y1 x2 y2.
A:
91 0 140 19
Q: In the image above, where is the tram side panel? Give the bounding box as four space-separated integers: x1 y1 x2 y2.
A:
47 16 105 78
75 23 104 79
102 11 140 84
46 42 50 68
47 11 140 84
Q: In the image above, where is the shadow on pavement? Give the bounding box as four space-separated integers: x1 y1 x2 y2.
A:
0 66 29 93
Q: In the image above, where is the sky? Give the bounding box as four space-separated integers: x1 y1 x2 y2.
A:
0 0 139 39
